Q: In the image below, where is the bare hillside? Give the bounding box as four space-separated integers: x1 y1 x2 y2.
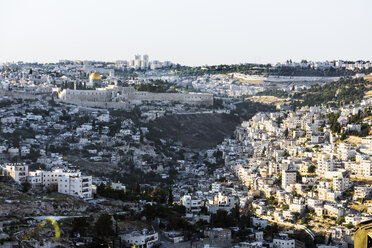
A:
147 113 240 149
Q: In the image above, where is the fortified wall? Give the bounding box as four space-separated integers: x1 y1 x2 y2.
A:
56 99 127 109
128 91 213 106
58 89 112 102
0 89 45 100
58 86 213 108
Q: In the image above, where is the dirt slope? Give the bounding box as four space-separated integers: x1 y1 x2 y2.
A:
147 113 240 149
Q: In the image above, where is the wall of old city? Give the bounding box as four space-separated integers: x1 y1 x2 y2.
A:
58 86 213 107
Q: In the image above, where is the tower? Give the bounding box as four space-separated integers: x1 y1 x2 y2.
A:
143 55 149 69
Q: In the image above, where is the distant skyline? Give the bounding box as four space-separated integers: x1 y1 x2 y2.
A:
0 0 371 66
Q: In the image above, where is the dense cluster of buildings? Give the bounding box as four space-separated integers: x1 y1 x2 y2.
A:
0 62 213 109
148 73 335 97
164 93 371 247
274 60 372 71
59 55 174 71
216 101 371 244
115 54 173 70
0 60 371 247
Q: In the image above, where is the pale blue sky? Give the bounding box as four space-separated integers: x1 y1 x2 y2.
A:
0 0 371 65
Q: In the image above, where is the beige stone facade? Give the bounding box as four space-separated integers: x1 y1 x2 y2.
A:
58 86 213 108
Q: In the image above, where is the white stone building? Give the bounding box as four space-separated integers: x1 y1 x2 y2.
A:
3 163 28 183
58 171 92 199
181 195 203 213
28 169 63 188
273 237 305 248
119 230 158 248
282 169 296 192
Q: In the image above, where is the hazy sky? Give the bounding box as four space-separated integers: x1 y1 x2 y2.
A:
0 0 371 65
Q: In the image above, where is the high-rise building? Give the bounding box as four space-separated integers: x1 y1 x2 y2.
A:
142 54 149 68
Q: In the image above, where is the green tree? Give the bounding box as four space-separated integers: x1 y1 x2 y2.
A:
284 128 289 138
94 213 114 237
71 217 90 236
168 187 174 205
307 165 316 173
135 181 141 194
345 222 354 229
212 209 231 227
267 195 278 206
296 171 302 183
21 181 31 193
336 217 345 225
200 205 208 215
26 148 40 162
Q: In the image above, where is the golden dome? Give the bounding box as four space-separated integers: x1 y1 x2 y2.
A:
89 72 101 81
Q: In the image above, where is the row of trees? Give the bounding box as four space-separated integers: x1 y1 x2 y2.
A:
170 64 371 77
328 108 370 138
135 79 177 93
96 183 172 204
256 89 289 98
67 213 114 246
173 64 265 76
270 66 360 77
292 77 368 108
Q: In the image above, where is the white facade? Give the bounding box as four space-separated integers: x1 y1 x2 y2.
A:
58 171 92 199
4 163 28 183
273 238 302 248
8 148 19 158
119 230 158 248
207 193 239 214
28 169 63 187
282 170 296 192
211 182 222 193
111 182 126 191
332 175 350 192
353 186 372 200
181 195 203 213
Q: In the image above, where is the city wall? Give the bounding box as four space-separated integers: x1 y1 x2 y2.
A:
128 91 213 106
0 89 45 100
57 99 127 109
